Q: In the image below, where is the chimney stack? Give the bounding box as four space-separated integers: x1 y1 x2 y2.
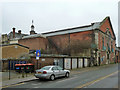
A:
18 30 21 34
13 27 15 38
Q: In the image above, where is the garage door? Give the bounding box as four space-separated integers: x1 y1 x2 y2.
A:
78 58 83 68
72 58 77 69
84 58 88 67
64 58 71 69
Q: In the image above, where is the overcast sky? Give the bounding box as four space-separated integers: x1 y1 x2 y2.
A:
1 0 119 46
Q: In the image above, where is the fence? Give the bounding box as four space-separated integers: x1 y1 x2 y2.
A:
1 59 29 71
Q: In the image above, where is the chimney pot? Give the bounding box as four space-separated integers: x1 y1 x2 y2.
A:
12 27 15 38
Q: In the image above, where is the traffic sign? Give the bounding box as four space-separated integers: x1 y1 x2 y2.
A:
36 50 41 57
36 57 39 60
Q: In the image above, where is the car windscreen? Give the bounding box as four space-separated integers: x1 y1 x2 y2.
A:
41 66 51 70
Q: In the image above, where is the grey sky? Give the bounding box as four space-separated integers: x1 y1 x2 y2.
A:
1 0 119 46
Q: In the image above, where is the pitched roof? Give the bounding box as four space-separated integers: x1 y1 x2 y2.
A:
42 22 101 37
8 32 28 40
20 16 115 39
41 16 116 39
22 34 46 39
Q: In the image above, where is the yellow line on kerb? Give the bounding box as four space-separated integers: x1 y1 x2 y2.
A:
1 82 25 88
76 71 118 88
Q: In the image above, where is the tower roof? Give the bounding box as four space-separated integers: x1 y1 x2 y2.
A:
31 25 34 28
31 20 34 28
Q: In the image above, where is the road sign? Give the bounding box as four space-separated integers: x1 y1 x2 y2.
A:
36 57 39 60
36 50 41 57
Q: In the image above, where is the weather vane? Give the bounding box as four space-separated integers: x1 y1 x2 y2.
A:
32 20 34 25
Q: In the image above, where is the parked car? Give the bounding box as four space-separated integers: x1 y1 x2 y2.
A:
34 65 70 80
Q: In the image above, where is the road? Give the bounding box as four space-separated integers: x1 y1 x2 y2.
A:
2 63 119 89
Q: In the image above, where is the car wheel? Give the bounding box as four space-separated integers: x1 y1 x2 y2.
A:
65 72 69 78
50 75 55 81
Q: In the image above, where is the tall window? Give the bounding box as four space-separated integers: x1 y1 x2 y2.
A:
111 41 113 52
107 43 110 51
102 37 104 50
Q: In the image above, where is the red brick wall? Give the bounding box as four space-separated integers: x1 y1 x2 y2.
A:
31 57 54 70
48 34 69 54
18 37 48 51
70 31 93 55
100 18 114 38
116 50 120 63
48 30 94 56
98 18 116 64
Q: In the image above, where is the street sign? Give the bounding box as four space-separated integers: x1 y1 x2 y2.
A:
36 57 39 60
36 50 41 57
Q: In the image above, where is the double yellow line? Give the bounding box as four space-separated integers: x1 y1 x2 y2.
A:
76 71 118 88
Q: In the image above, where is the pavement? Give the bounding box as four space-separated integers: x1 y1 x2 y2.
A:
0 63 118 88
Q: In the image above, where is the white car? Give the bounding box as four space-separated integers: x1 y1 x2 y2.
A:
35 65 70 80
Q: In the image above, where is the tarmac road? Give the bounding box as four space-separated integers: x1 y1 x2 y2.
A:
2 63 119 89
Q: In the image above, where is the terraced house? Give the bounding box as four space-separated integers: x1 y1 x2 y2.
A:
18 16 116 65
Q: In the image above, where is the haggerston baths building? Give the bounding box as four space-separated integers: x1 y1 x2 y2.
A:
18 16 116 65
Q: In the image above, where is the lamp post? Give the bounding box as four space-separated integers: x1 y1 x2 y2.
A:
8 59 11 80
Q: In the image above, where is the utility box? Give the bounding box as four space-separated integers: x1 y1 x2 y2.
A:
15 63 34 73
25 63 34 73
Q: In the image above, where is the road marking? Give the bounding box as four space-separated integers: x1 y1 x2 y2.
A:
1 82 25 88
56 67 103 84
76 71 118 88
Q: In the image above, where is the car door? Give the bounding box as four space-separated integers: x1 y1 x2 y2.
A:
57 66 65 77
52 66 60 77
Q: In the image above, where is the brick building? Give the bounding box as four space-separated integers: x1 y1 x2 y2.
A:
1 43 29 59
115 47 120 63
18 34 51 54
18 16 116 65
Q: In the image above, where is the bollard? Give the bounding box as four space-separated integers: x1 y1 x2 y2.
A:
22 70 24 78
26 72 27 77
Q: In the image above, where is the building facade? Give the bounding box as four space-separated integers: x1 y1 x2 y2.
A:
115 47 120 63
18 16 116 65
18 34 49 54
1 43 29 59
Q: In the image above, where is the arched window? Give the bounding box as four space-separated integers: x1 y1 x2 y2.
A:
106 28 112 37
